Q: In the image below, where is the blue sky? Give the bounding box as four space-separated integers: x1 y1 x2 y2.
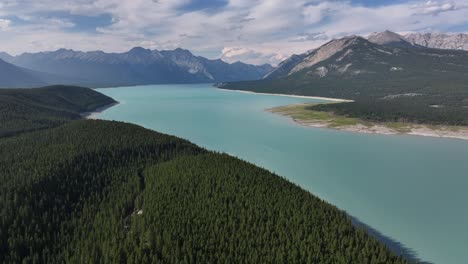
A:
0 0 467 65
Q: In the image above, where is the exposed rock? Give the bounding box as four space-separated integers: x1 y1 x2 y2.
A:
404 32 468 51
313 66 328 77
289 36 361 75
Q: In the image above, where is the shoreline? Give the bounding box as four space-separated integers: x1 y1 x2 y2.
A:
269 103 468 141
81 102 119 119
217 88 353 102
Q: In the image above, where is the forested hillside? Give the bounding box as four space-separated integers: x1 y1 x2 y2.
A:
309 95 468 126
0 87 407 263
0 85 116 137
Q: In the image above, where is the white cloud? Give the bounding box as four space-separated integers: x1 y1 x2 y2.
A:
221 46 287 65
290 32 328 42
0 0 466 65
412 1 465 15
0 19 11 31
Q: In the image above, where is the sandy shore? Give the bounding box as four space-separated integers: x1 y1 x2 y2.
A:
81 102 119 119
303 122 468 140
217 88 353 102
268 104 468 141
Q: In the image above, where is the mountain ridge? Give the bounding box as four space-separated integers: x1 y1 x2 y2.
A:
0 48 273 88
0 58 47 88
368 30 415 48
404 32 468 50
262 30 468 82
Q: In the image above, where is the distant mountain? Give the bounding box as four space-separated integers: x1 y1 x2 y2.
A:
0 48 273 87
0 52 13 62
264 53 309 80
404 32 468 51
219 35 468 100
0 58 46 88
367 31 468 51
201 58 273 82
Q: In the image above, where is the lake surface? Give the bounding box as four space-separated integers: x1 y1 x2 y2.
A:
96 84 468 264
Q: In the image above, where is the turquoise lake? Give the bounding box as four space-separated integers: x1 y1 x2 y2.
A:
96 84 468 264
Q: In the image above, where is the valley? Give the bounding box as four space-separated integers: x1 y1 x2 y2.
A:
0 85 408 263
2 0 468 262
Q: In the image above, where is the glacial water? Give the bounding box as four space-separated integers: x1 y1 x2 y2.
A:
96 84 468 264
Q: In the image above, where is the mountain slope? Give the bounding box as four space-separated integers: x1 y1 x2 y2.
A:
1 48 273 87
263 53 308 80
0 59 46 88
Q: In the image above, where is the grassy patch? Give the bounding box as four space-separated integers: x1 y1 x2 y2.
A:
270 103 361 128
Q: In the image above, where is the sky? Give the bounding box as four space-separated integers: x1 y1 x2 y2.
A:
0 0 467 65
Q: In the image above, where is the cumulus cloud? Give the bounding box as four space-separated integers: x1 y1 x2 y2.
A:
0 0 467 64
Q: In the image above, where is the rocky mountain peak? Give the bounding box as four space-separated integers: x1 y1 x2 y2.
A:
288 35 365 75
128 47 151 54
169 48 194 57
367 30 413 48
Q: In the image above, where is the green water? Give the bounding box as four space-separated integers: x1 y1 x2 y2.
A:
96 84 468 264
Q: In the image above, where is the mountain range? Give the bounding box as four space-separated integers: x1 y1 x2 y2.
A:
219 30 468 100
368 31 468 50
2 30 467 90
0 48 273 88
0 59 47 88
404 32 468 50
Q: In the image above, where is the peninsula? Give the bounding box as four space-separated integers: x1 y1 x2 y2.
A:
269 103 468 140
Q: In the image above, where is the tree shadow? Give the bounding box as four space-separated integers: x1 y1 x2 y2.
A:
350 215 433 264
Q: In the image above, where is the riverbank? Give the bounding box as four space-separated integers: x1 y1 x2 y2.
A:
269 103 468 141
81 102 119 119
218 88 353 102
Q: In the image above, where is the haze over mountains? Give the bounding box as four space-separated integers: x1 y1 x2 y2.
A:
0 48 273 88
0 59 47 88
